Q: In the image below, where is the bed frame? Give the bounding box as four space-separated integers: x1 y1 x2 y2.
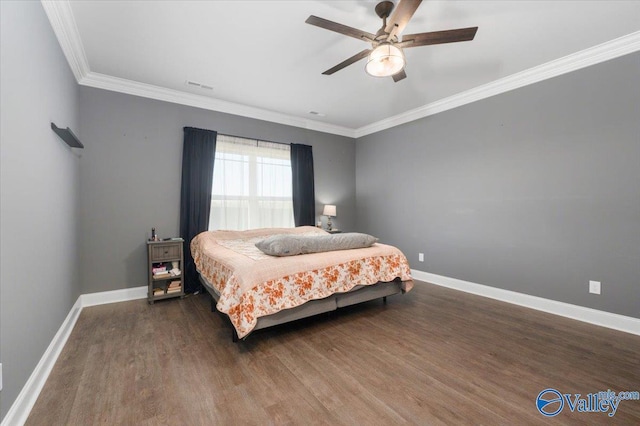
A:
199 275 412 342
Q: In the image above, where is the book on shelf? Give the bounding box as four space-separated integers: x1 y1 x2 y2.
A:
153 287 164 296
169 268 181 276
167 281 182 292
153 272 170 278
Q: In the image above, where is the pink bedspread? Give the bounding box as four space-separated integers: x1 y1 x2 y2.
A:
191 226 413 338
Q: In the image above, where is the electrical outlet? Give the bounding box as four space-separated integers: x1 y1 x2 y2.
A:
418 253 424 262
589 280 601 295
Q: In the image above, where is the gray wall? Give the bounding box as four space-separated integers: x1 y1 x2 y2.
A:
356 52 640 318
78 87 355 294
0 3 635 419
0 1 82 420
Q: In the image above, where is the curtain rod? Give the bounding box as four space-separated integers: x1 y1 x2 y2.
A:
218 133 309 148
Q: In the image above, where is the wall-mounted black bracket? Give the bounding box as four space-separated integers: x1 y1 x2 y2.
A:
51 122 84 148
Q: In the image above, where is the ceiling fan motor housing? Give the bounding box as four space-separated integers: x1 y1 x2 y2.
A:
375 1 395 19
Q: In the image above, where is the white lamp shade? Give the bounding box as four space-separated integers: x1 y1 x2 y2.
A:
323 205 336 217
365 43 405 77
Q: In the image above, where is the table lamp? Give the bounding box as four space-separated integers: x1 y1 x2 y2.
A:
323 205 336 231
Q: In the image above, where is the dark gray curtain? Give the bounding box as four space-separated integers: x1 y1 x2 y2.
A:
180 127 217 293
290 143 315 226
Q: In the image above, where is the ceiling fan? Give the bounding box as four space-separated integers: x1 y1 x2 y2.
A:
305 0 478 82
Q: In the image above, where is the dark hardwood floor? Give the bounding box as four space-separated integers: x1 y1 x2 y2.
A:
27 282 640 425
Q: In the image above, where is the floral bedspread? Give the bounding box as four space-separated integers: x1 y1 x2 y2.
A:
191 227 413 338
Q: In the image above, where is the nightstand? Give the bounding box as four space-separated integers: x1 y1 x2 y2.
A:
147 239 184 304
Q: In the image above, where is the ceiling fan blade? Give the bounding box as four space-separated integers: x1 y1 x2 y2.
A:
392 69 407 82
322 49 372 75
306 15 376 42
399 27 478 48
384 0 422 35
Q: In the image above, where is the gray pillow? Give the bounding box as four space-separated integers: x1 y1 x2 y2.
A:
255 233 378 257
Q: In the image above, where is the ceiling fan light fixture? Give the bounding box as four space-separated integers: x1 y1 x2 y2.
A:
365 43 405 77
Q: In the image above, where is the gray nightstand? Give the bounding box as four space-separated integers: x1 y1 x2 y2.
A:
147 239 184 304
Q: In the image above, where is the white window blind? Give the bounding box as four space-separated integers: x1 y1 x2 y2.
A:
209 134 295 230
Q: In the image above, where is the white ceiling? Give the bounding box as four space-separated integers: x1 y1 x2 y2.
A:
44 1 640 137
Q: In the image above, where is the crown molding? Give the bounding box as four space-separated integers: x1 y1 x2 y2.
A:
80 72 356 138
355 31 640 138
42 0 639 140
41 0 90 82
41 0 353 137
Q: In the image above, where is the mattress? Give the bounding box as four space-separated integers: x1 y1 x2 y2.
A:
191 226 413 338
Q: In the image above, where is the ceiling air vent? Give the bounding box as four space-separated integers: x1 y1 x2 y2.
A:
185 80 214 90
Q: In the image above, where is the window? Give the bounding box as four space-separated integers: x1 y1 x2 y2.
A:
209 135 294 230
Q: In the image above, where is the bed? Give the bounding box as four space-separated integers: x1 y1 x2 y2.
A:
191 226 413 341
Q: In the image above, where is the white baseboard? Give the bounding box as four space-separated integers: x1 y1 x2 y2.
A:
80 285 147 307
411 269 640 336
1 286 147 426
1 298 82 426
